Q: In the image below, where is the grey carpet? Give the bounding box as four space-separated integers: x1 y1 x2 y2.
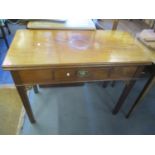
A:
20 80 155 135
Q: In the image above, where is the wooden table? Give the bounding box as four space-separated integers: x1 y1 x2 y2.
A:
27 19 96 30
2 30 153 123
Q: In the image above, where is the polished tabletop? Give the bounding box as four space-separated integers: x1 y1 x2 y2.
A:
3 29 154 70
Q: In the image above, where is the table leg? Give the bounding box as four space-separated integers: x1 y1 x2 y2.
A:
16 85 36 123
102 81 110 88
112 66 145 115
33 85 39 94
126 75 155 118
4 21 11 34
111 81 116 87
112 80 136 115
11 71 36 123
112 19 119 30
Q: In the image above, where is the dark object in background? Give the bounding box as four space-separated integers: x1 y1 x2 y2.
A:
0 20 11 48
8 19 18 22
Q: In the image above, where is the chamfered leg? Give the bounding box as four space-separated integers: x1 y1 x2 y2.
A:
126 76 155 118
16 85 36 123
112 80 136 115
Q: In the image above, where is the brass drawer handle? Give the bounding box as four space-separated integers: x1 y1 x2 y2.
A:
77 70 90 78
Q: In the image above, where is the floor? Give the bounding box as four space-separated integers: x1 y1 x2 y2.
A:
1 20 155 134
21 80 155 134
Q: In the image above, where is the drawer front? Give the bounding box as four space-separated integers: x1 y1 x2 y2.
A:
16 69 54 84
54 67 110 81
110 66 138 79
13 66 139 85
54 66 138 82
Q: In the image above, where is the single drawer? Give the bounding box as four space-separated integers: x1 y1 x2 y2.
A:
54 67 110 82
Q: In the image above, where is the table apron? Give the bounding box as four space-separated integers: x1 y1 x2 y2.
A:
11 65 145 86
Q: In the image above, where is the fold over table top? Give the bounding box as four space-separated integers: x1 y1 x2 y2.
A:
3 30 154 70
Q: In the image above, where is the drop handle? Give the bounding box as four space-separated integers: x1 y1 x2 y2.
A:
77 70 90 78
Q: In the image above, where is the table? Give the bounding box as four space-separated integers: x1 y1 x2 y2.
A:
27 19 96 30
2 30 153 123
